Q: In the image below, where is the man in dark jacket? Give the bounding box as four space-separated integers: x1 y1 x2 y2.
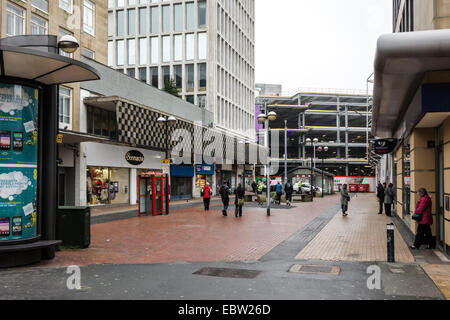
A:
219 181 231 216
376 182 385 215
285 181 293 206
235 183 245 217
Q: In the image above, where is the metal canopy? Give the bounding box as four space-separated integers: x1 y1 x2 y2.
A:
373 29 450 138
0 44 100 85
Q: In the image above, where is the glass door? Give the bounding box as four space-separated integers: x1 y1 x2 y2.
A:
153 176 163 215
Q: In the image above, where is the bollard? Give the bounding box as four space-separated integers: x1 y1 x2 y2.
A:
387 223 395 263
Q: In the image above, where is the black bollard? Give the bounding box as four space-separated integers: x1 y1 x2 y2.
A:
387 223 395 263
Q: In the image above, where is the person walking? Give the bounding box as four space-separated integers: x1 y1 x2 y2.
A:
235 183 245 217
341 184 350 217
298 180 303 194
384 183 394 217
275 181 283 205
376 182 385 215
285 180 293 206
202 182 211 211
252 181 257 195
219 180 231 216
257 181 264 206
410 188 433 250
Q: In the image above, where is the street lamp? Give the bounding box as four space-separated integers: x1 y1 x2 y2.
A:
258 110 277 216
306 137 319 200
317 145 329 197
58 35 80 54
157 115 177 214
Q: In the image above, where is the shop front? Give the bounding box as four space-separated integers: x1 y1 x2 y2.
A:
170 165 194 200
195 163 215 197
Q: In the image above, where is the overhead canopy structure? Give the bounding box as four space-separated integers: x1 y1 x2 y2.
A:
373 29 450 138
0 44 100 85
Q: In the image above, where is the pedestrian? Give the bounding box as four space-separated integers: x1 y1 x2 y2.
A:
341 184 350 217
202 182 211 211
257 181 264 206
410 188 433 250
298 180 303 194
252 180 257 195
275 181 283 205
384 183 394 217
285 180 293 206
376 181 385 214
219 180 231 216
235 183 245 217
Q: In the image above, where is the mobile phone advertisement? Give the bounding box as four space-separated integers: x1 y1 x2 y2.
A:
0 83 39 241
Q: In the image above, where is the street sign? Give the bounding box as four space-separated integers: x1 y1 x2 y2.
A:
56 134 63 144
162 159 171 164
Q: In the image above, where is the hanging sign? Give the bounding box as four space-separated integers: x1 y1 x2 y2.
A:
373 139 398 155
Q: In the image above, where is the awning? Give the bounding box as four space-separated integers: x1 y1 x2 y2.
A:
373 29 450 138
0 44 100 85
59 130 111 145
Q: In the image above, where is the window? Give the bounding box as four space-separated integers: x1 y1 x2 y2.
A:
59 0 73 13
162 36 170 62
150 7 159 33
198 1 207 28
162 66 170 86
174 65 182 90
186 33 194 60
128 9 136 35
139 8 147 35
198 63 206 91
198 32 207 60
139 38 147 64
150 37 159 64
138 67 147 83
127 68 136 78
82 48 95 59
31 15 48 35
174 4 182 32
174 34 182 61
59 87 72 127
198 95 206 109
162 5 170 33
117 40 124 65
108 12 114 36
186 95 194 104
87 106 117 139
6 3 25 37
186 64 194 92
117 10 124 36
83 0 95 35
186 2 195 30
32 0 48 13
128 39 136 65
108 41 114 66
150 67 158 88
59 29 73 57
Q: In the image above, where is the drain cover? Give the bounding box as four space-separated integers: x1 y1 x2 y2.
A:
193 267 261 279
289 264 340 275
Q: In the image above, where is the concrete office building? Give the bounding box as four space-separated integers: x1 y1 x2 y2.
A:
256 85 373 179
107 0 256 142
372 1 450 255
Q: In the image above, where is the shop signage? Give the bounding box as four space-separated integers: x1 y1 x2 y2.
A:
373 139 398 155
56 134 63 144
125 150 145 165
196 163 215 175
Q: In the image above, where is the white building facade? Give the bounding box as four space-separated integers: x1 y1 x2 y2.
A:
107 0 256 141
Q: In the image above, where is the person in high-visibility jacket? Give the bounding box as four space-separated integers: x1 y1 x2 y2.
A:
298 180 303 194
257 181 264 205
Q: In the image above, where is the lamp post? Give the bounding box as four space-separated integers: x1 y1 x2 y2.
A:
317 145 329 197
258 110 277 216
157 115 176 214
306 137 319 199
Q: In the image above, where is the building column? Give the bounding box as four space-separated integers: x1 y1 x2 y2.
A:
130 168 137 205
75 142 87 207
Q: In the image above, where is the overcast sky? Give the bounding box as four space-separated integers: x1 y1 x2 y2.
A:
255 0 393 94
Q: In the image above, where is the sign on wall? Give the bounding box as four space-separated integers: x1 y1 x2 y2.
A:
373 139 398 155
125 150 145 166
0 83 39 241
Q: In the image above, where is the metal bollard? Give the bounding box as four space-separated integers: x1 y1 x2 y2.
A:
387 223 395 263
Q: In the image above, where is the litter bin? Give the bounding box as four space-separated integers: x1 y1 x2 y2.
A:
56 207 91 248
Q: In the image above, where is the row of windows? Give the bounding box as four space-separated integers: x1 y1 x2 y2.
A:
5 0 95 37
217 66 253 114
109 0 206 37
108 32 207 66
109 0 175 8
218 0 254 40
217 97 254 136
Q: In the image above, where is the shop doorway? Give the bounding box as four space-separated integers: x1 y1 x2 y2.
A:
138 173 169 216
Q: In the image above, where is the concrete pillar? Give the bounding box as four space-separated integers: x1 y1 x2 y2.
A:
130 168 137 205
75 142 87 207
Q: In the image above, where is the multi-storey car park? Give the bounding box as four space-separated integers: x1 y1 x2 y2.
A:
255 85 374 178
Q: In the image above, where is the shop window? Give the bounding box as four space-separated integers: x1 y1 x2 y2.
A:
86 106 117 139
87 168 130 205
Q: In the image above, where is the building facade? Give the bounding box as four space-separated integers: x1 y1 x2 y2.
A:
107 0 256 142
256 85 373 187
373 1 450 255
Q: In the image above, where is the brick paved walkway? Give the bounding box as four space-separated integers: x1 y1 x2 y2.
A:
39 195 340 267
422 264 450 299
295 193 415 263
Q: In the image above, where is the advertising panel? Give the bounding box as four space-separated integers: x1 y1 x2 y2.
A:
0 83 39 241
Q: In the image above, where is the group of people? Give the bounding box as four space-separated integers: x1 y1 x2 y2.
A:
376 182 395 216
376 181 434 250
204 181 245 217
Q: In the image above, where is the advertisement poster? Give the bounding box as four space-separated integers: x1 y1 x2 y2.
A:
0 83 39 241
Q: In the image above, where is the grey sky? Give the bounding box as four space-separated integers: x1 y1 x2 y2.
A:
255 0 393 94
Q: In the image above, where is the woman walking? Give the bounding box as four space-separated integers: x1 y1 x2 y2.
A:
235 183 245 217
384 183 394 217
341 184 350 217
202 182 211 211
410 188 433 250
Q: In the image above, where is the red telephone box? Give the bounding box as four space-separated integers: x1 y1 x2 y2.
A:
138 172 170 216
